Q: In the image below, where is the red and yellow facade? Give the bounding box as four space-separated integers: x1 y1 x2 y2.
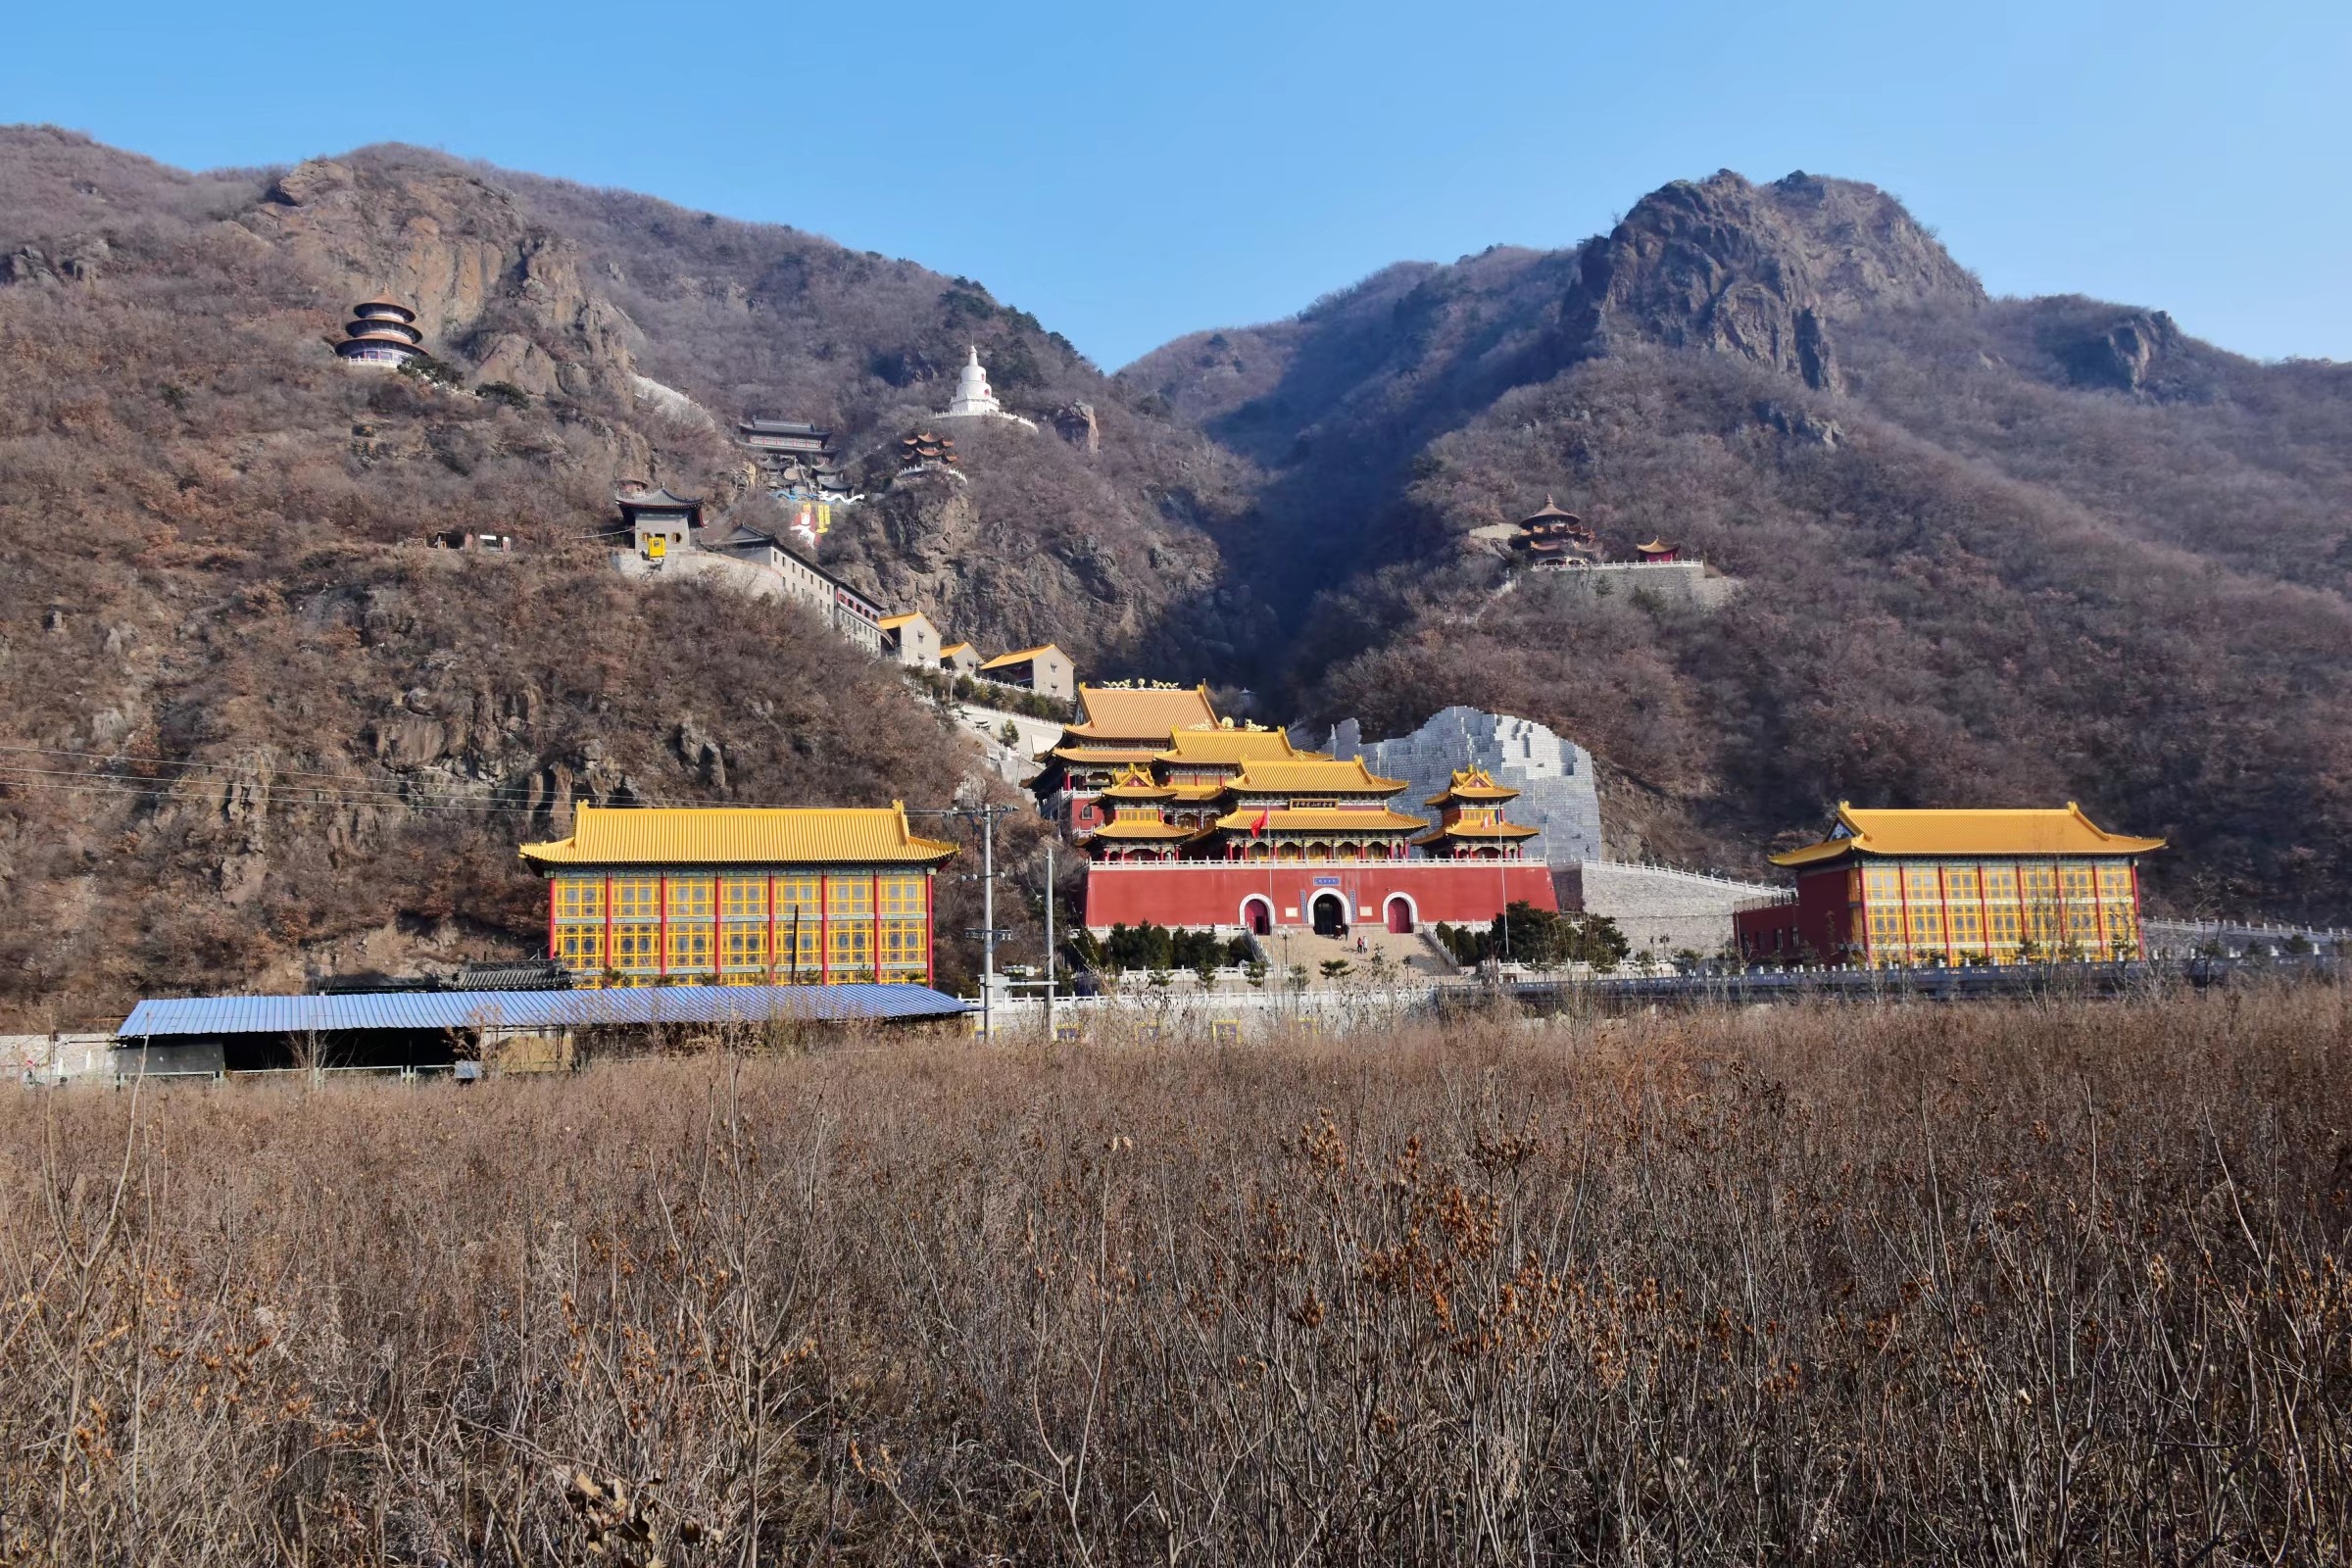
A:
1073 730 1556 934
521 805 956 986
1734 803 2164 966
1032 683 1224 831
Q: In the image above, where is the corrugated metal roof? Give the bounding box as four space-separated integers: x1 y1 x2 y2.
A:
118 984 971 1040
519 805 957 868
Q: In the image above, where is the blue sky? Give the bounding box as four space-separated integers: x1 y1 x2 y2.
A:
5 0 2345 368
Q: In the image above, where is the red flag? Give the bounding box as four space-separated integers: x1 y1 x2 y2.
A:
1249 808 1270 837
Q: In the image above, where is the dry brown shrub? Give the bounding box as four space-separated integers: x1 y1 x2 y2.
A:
1 987 2348 1563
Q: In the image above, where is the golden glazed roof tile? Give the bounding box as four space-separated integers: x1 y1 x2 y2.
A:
1153 728 1308 764
1063 683 1219 742
520 805 956 869
1228 759 1406 795
1769 803 2167 867
1212 808 1426 832
1424 765 1519 807
1410 820 1541 844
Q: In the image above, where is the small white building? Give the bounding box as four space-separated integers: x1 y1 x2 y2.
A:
979 643 1076 703
941 642 982 679
879 611 942 668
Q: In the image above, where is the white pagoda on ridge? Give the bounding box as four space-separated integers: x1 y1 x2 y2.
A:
940 346 1037 430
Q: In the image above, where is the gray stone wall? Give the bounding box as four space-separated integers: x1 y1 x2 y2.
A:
1324 707 1602 867
1514 562 1739 612
1558 861 1782 959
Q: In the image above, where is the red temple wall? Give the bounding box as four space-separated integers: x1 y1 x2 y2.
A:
1083 862 1557 931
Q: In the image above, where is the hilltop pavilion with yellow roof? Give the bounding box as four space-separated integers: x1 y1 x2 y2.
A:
522 804 956 987
1734 802 2165 967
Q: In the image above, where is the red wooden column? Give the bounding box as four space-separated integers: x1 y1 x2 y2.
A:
923 871 935 986
712 876 724 981
603 873 613 985
1975 860 1993 965
819 873 831 985
657 873 668 979
766 874 778 984
1936 864 1956 967
870 872 882 985
546 880 557 965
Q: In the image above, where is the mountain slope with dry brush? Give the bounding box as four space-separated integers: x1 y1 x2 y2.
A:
4 987 2347 1562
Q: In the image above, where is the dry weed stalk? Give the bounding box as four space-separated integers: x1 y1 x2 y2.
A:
0 987 2346 1563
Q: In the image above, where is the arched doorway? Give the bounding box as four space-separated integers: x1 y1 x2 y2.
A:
1310 892 1348 937
1386 896 1413 934
1242 897 1272 937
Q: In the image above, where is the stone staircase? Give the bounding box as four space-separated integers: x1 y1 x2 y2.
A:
1258 927 1456 988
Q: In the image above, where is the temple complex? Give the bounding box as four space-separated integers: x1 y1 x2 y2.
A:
336 299 424 369
617 486 705 558
1734 803 2164 967
898 430 957 472
739 417 853 499
1043 687 1557 937
1634 537 1682 563
522 805 956 986
1511 498 1603 569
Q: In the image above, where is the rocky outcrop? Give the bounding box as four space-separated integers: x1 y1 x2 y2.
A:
1 235 107 285
244 156 639 401
2057 309 2180 393
1565 171 1984 392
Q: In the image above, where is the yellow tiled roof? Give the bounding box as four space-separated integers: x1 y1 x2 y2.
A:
520 805 956 868
1229 759 1406 795
981 643 1067 669
1065 684 1218 741
1085 819 1195 841
1050 746 1161 765
941 642 973 658
1154 728 1306 765
879 612 933 630
1100 764 1173 800
1424 766 1518 807
1410 820 1540 844
1212 808 1426 832
1770 803 2167 867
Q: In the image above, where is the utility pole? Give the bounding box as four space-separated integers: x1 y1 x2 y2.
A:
1044 837 1056 1043
981 805 997 1041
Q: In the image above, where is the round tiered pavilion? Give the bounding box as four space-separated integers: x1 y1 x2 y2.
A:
337 299 424 369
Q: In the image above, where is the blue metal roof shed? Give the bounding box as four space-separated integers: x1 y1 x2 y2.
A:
117 984 972 1041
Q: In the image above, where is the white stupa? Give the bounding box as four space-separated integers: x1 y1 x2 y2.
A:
939 346 1037 429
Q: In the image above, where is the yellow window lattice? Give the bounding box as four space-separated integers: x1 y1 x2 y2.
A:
775 876 821 918
666 877 713 919
557 928 605 966
828 920 873 981
557 878 605 920
612 877 659 921
879 875 925 917
723 877 768 920
828 875 873 917
880 917 927 969
1944 865 1981 901
723 927 767 966
611 923 661 967
2098 864 2135 899
667 925 712 967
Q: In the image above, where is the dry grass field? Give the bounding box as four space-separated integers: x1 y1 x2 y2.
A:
2 987 2348 1565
